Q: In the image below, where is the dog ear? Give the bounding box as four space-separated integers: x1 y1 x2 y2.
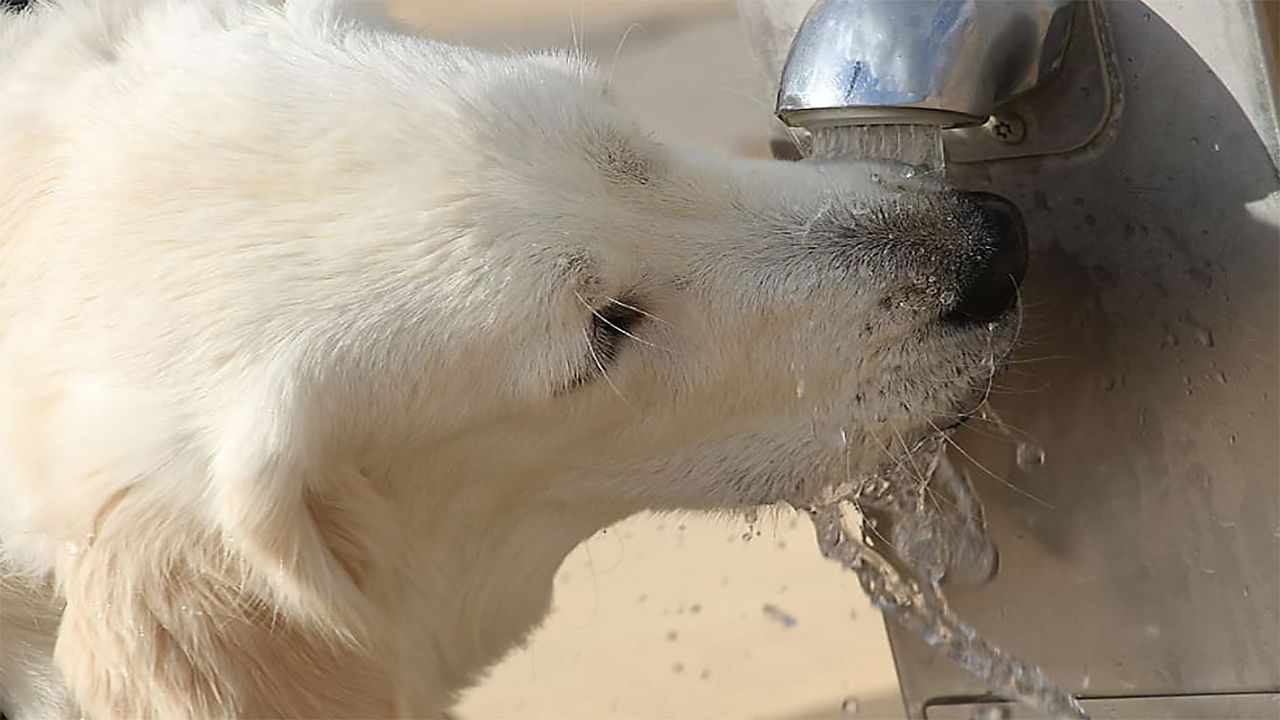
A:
48 366 398 717
208 368 384 640
54 491 396 718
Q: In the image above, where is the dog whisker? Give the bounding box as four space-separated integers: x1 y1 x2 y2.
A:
582 328 634 409
605 22 644 92
1000 354 1074 366
573 291 672 353
604 294 672 327
928 418 1053 509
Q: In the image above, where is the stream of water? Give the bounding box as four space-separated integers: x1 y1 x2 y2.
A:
802 123 1081 718
804 422 1078 719
808 124 946 174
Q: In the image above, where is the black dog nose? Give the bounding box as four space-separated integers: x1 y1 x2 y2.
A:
944 191 1029 325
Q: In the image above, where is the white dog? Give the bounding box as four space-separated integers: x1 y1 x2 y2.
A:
0 1 1027 717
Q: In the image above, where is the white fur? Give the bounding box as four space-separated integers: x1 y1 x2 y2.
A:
0 1 1018 717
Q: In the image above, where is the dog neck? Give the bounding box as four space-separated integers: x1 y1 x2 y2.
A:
377 466 630 713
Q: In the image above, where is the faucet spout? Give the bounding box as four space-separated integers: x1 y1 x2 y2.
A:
775 0 1077 130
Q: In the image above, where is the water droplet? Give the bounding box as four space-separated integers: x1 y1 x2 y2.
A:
742 509 759 542
1195 327 1215 347
795 379 806 398
840 696 861 716
65 541 80 556
762 603 798 628
1016 442 1046 472
971 705 1010 720
1213 142 1221 151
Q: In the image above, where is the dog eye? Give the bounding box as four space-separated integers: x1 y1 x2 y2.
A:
588 300 645 365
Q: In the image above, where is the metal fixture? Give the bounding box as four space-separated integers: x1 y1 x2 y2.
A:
741 1 1280 718
774 0 1077 130
739 0 1117 164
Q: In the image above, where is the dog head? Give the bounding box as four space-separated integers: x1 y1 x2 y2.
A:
331 49 1028 513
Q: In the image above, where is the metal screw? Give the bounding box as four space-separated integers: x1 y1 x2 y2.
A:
987 112 1027 144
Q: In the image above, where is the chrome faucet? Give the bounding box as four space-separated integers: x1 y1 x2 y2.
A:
773 0 1078 131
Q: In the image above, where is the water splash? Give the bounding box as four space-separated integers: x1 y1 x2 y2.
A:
870 446 997 586
806 434 1085 720
807 500 1086 720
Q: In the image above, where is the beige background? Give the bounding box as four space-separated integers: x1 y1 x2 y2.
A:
387 3 904 718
